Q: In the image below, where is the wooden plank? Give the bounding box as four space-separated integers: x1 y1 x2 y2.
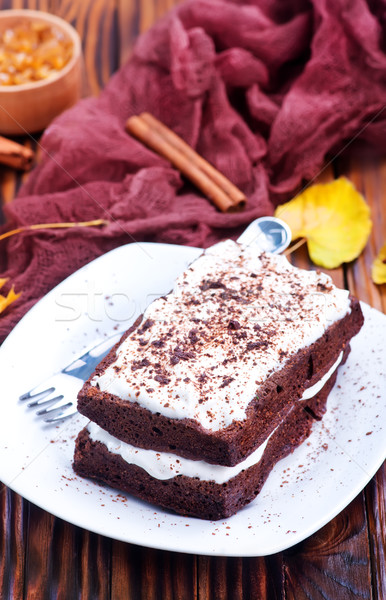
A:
283 493 372 599
340 155 386 600
282 158 378 599
110 542 197 600
138 0 156 35
23 503 55 599
198 555 283 600
110 541 142 600
0 486 26 600
251 555 284 599
366 463 386 600
141 547 196 600
138 0 180 34
78 529 111 598
22 508 82 599
117 0 181 67
172 551 198 600
50 519 79 600
117 0 139 68
344 157 386 313
81 0 113 95
198 556 229 600
100 0 118 84
0 168 17 206
22 507 112 599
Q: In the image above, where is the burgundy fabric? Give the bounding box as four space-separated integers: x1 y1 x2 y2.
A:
1 0 386 341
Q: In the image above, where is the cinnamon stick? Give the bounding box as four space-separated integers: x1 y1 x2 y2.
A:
125 113 246 212
0 136 34 171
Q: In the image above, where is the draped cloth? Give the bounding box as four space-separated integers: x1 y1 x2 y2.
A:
1 0 386 341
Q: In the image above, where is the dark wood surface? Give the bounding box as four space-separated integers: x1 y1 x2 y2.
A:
0 1 385 598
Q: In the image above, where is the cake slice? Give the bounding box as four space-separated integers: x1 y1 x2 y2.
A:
74 346 348 520
73 241 363 519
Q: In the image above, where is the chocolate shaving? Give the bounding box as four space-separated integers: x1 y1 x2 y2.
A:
170 345 196 365
219 289 247 303
175 346 196 360
199 279 226 291
154 374 171 385
317 282 333 292
131 358 151 371
222 356 237 365
236 330 247 340
152 339 165 348
246 340 269 352
184 298 200 306
220 376 234 388
137 319 154 334
188 328 199 343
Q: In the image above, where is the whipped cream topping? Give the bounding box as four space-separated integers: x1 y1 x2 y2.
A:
87 421 275 484
301 351 343 401
92 240 350 431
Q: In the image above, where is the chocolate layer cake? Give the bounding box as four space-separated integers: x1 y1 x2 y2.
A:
73 241 363 519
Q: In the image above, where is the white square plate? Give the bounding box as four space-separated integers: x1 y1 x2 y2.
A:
0 242 385 556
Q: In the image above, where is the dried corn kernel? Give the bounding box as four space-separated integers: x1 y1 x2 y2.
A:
0 20 73 85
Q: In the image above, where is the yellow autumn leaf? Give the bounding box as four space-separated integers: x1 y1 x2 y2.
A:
372 243 386 284
0 278 22 314
275 177 372 269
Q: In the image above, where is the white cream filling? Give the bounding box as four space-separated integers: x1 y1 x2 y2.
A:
301 351 343 401
87 421 277 484
92 240 351 431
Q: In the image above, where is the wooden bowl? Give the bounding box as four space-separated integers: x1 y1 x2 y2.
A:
0 10 82 135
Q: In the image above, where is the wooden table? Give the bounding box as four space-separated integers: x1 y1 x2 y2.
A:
0 1 385 598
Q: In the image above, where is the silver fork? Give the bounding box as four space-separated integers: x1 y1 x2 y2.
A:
19 330 124 423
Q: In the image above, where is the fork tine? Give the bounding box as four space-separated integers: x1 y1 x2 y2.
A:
37 401 74 418
20 387 55 402
44 407 78 423
28 394 64 409
19 330 125 423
